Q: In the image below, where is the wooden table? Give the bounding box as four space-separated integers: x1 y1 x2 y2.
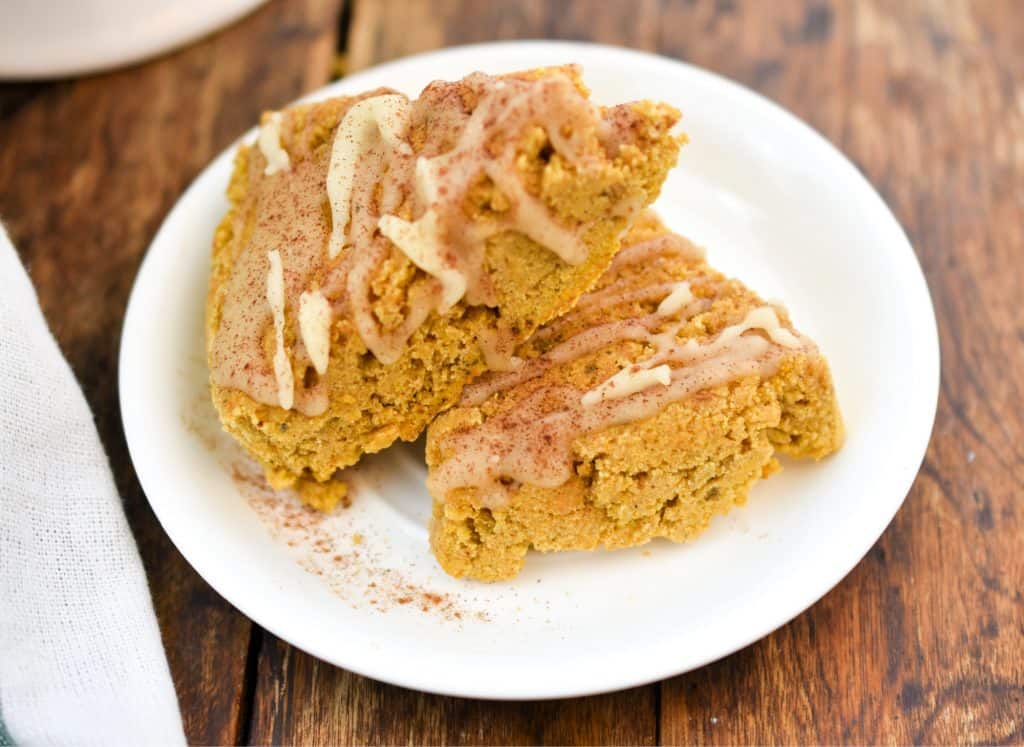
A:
2 1 1021 743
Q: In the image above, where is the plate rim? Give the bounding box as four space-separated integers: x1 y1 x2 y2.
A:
119 39 940 700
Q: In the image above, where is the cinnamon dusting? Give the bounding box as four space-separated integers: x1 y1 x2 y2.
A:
232 459 483 622
430 234 813 507
210 68 655 402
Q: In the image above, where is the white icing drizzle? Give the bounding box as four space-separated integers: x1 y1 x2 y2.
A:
460 317 657 408
298 289 332 375
326 94 412 260
431 304 804 507
370 73 604 319
266 250 294 410
607 233 705 273
258 112 291 176
719 306 801 349
461 240 709 406
211 71 671 411
574 304 800 415
657 281 693 316
580 363 671 406
482 161 589 264
323 73 610 364
209 158 331 417
378 210 466 311
430 237 811 506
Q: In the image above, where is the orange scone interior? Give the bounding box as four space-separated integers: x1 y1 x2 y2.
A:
206 66 683 497
426 213 844 581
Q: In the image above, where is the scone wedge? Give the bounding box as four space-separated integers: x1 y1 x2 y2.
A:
207 66 682 497
426 213 844 580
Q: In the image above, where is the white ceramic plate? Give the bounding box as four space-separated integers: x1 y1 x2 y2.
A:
0 0 267 79
120 42 939 699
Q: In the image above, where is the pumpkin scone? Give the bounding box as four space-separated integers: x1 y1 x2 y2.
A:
426 213 844 581
206 66 683 500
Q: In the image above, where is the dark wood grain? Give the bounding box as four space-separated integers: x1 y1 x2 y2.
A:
249 634 657 745
0 0 340 743
2 0 1021 744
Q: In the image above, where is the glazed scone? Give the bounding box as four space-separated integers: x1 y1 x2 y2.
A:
206 66 683 495
426 213 844 581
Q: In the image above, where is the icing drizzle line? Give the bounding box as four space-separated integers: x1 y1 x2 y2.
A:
266 249 294 410
211 69 663 412
326 71 621 364
428 234 810 507
258 112 291 176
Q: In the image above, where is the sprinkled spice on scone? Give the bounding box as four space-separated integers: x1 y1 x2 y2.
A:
206 65 683 494
426 212 844 581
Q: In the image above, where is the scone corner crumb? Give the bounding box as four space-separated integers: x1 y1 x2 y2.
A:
296 478 350 512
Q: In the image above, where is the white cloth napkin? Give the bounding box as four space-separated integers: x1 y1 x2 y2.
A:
0 225 185 745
